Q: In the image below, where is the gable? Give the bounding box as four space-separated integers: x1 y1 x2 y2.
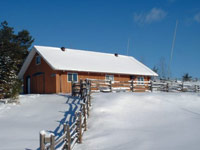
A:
18 48 55 79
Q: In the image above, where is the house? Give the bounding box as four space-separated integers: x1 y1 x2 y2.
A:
18 45 158 94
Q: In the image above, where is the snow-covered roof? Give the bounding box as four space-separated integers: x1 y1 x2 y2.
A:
18 45 158 79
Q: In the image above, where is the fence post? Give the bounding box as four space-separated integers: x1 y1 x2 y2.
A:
194 85 197 92
71 81 74 96
40 131 45 150
109 80 112 92
67 123 71 150
86 99 90 117
181 82 184 92
166 83 169 92
150 81 153 92
88 82 92 107
89 80 91 95
63 123 67 133
131 80 134 92
62 123 68 149
80 79 83 98
78 112 82 143
83 104 87 131
50 134 55 150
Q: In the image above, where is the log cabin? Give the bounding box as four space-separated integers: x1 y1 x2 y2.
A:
18 45 158 94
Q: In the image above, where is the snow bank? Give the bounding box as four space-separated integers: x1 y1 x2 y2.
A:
75 92 200 150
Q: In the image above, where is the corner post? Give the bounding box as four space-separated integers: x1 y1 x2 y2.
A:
40 131 45 150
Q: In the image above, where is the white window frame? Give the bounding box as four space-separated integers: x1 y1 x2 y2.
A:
105 75 114 81
67 73 78 82
137 76 144 85
36 55 41 65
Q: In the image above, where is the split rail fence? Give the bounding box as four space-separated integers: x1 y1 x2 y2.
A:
88 79 200 93
39 79 200 149
39 79 92 150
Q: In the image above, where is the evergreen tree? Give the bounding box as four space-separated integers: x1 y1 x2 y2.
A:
0 21 34 99
182 73 192 82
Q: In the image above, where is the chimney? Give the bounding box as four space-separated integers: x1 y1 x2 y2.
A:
114 53 118 57
61 47 65 51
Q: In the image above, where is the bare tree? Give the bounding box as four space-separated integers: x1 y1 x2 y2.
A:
158 57 167 80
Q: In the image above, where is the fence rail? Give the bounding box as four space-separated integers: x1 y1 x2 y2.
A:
39 79 91 150
39 79 200 150
88 79 200 93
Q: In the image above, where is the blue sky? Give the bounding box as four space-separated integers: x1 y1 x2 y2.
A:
0 0 200 79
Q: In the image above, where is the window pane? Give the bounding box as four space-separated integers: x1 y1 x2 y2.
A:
68 74 72 81
137 77 144 84
73 73 77 82
106 75 114 81
109 75 114 81
106 75 109 80
36 56 41 65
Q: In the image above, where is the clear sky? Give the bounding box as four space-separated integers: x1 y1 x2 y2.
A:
0 0 200 79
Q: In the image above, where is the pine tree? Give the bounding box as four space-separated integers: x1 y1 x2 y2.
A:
182 73 192 82
0 21 34 99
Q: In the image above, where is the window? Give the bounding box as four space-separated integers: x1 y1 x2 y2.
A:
130 75 135 80
67 73 78 82
137 77 144 84
36 56 41 65
105 75 114 81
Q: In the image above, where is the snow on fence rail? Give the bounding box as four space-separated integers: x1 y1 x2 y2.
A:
39 79 200 149
89 79 151 92
88 79 200 93
151 81 200 92
39 79 92 150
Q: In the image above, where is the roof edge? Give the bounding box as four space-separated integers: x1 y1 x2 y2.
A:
18 47 36 79
18 46 57 79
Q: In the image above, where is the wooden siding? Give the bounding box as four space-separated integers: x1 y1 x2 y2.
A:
23 54 151 94
23 53 57 94
54 71 151 93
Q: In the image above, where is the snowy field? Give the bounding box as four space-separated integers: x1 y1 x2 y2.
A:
0 92 200 150
0 94 81 150
75 92 200 150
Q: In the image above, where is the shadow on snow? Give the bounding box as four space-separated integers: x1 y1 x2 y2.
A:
35 94 82 150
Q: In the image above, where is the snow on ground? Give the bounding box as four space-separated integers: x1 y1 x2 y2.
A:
1 92 200 150
75 92 200 150
0 94 81 150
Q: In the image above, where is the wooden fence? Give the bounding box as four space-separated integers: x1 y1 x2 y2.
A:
39 79 91 150
39 79 200 149
87 79 200 93
151 81 200 92
89 79 151 92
